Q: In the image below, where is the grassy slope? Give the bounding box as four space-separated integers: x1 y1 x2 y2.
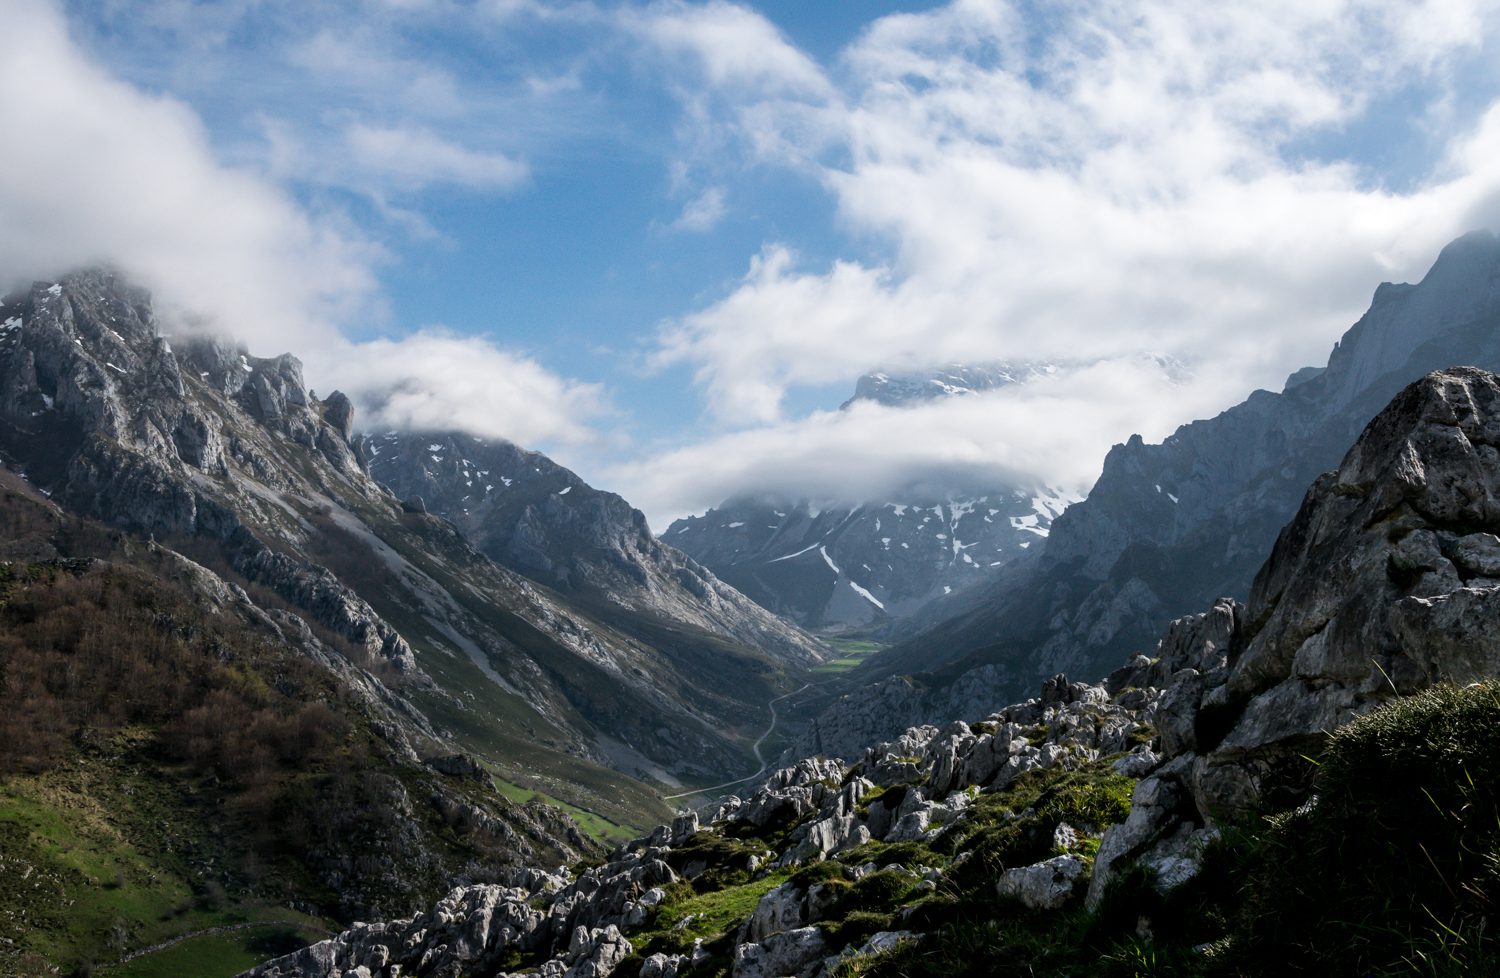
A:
813 638 885 676
0 751 334 978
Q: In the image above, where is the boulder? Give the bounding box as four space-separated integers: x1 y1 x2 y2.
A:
995 855 1085 910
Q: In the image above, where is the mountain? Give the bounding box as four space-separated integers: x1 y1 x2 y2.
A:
0 269 824 815
855 230 1500 710
360 431 826 665
0 468 600 976
246 368 1500 978
666 365 1074 629
838 362 1057 408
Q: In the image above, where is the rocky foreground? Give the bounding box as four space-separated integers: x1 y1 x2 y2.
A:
247 367 1500 977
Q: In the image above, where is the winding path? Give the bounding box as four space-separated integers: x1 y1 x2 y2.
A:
663 680 825 801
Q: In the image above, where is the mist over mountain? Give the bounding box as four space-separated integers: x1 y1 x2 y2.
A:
666 365 1078 629
788 230 1500 760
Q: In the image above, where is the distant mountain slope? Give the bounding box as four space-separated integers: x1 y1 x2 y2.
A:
0 269 809 812
863 229 1500 702
666 491 1068 629
667 365 1075 629
361 431 826 666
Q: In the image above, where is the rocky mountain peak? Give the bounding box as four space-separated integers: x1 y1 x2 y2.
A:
840 362 1056 409
1320 230 1500 411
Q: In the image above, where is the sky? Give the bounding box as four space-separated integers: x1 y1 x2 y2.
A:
4 0 1500 527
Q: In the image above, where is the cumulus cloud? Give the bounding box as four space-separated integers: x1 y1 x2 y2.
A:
0 0 377 351
312 332 607 447
625 0 1500 515
0 0 604 453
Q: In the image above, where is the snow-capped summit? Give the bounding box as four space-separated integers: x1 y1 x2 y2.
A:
840 362 1059 409
667 363 1082 630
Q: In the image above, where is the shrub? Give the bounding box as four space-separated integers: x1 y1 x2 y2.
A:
1235 682 1500 975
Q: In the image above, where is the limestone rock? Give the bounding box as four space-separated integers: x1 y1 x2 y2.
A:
996 855 1085 910
732 926 829 978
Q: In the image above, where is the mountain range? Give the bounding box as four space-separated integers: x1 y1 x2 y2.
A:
666 365 1074 629
246 363 1500 978
0 270 827 813
789 229 1500 760
6 231 1500 975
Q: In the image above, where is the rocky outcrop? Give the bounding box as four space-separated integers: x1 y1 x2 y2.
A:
1089 366 1500 904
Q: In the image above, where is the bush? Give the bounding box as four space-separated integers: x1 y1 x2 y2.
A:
1235 682 1500 975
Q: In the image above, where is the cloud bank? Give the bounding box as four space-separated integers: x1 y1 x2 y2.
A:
615 0 1500 523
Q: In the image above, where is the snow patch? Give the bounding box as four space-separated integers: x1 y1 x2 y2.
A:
848 580 885 610
819 546 842 575
769 542 820 563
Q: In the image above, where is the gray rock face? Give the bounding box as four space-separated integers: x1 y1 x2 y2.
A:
1091 367 1500 902
996 855 1086 909
1197 367 1500 816
362 431 826 666
867 231 1500 718
732 926 829 978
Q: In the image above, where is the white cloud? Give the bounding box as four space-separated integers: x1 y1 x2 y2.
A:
634 0 832 99
611 356 1228 529
313 332 607 447
0 0 378 351
670 186 728 232
0 0 603 455
636 0 1500 509
345 123 530 191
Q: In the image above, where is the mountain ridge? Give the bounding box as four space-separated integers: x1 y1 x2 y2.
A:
791 230 1500 758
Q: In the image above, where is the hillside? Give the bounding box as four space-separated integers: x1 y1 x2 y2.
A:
247 367 1500 978
0 478 596 977
361 431 826 665
0 269 823 806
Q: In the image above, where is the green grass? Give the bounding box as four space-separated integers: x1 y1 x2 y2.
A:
657 869 795 941
103 912 329 978
0 760 336 977
813 639 885 676
491 776 637 845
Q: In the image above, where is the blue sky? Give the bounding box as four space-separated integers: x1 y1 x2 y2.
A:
8 0 1500 525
